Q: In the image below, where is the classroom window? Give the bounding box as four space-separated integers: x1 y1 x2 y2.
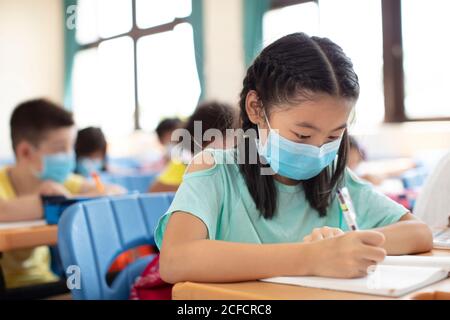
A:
98 0 133 38
263 2 319 47
72 0 201 138
263 0 385 129
72 37 136 137
401 0 450 119
135 0 192 29
137 23 201 131
263 0 450 125
75 0 99 45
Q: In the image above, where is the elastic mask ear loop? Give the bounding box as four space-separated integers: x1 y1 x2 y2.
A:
258 106 274 149
256 106 272 165
192 137 204 156
263 110 272 131
256 101 270 138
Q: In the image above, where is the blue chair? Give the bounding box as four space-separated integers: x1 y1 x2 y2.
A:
57 193 175 300
400 166 430 189
107 156 142 171
100 173 159 193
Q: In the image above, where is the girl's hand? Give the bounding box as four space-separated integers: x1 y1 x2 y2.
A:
303 226 345 243
308 230 387 278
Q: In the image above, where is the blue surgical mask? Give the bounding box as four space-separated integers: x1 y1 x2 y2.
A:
76 157 104 177
38 152 76 183
258 114 343 180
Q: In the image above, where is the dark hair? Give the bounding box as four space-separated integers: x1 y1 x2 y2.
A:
156 118 183 142
238 33 360 219
75 127 107 159
75 127 107 173
10 99 75 152
183 101 238 154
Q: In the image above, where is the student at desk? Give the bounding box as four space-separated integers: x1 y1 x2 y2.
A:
0 99 124 289
155 33 433 284
149 101 237 193
156 118 184 163
74 126 108 178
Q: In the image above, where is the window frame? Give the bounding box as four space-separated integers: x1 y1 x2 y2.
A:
75 0 193 130
268 0 450 123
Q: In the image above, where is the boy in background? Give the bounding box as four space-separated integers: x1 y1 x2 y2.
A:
0 99 124 288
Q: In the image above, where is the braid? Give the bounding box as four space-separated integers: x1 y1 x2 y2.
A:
238 63 277 219
237 32 359 219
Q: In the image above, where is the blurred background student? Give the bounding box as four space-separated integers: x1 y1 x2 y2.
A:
149 101 237 193
156 118 184 152
0 99 125 290
348 135 417 187
74 127 107 178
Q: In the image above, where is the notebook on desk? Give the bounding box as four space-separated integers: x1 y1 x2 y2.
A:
261 255 450 297
0 220 46 230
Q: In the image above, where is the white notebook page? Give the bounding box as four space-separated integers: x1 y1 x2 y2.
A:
261 264 448 297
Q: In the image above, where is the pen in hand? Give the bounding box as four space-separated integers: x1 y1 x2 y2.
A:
337 187 359 231
91 172 106 194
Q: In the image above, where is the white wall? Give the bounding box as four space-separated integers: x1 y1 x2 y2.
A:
203 0 245 106
0 0 64 158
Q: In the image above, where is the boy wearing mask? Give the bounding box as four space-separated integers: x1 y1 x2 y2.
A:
0 99 124 288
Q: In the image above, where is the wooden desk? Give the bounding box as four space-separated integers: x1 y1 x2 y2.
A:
0 225 58 252
172 249 450 300
0 224 58 291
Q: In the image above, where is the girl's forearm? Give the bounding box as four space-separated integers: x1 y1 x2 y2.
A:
375 220 433 255
160 240 314 284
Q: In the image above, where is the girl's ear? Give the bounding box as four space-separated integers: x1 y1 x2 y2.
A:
245 90 264 126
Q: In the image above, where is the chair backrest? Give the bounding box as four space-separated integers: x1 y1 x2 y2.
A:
107 157 142 170
400 166 429 190
100 173 159 193
58 193 175 300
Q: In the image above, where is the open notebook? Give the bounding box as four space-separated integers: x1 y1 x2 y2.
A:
261 255 450 297
0 220 46 230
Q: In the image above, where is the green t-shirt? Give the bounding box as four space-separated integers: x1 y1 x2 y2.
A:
155 148 407 248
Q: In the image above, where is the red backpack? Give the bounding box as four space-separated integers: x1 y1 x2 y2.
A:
130 254 173 300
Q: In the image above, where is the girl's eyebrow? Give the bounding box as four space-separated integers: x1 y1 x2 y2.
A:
331 123 348 131
295 122 320 131
295 122 347 132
